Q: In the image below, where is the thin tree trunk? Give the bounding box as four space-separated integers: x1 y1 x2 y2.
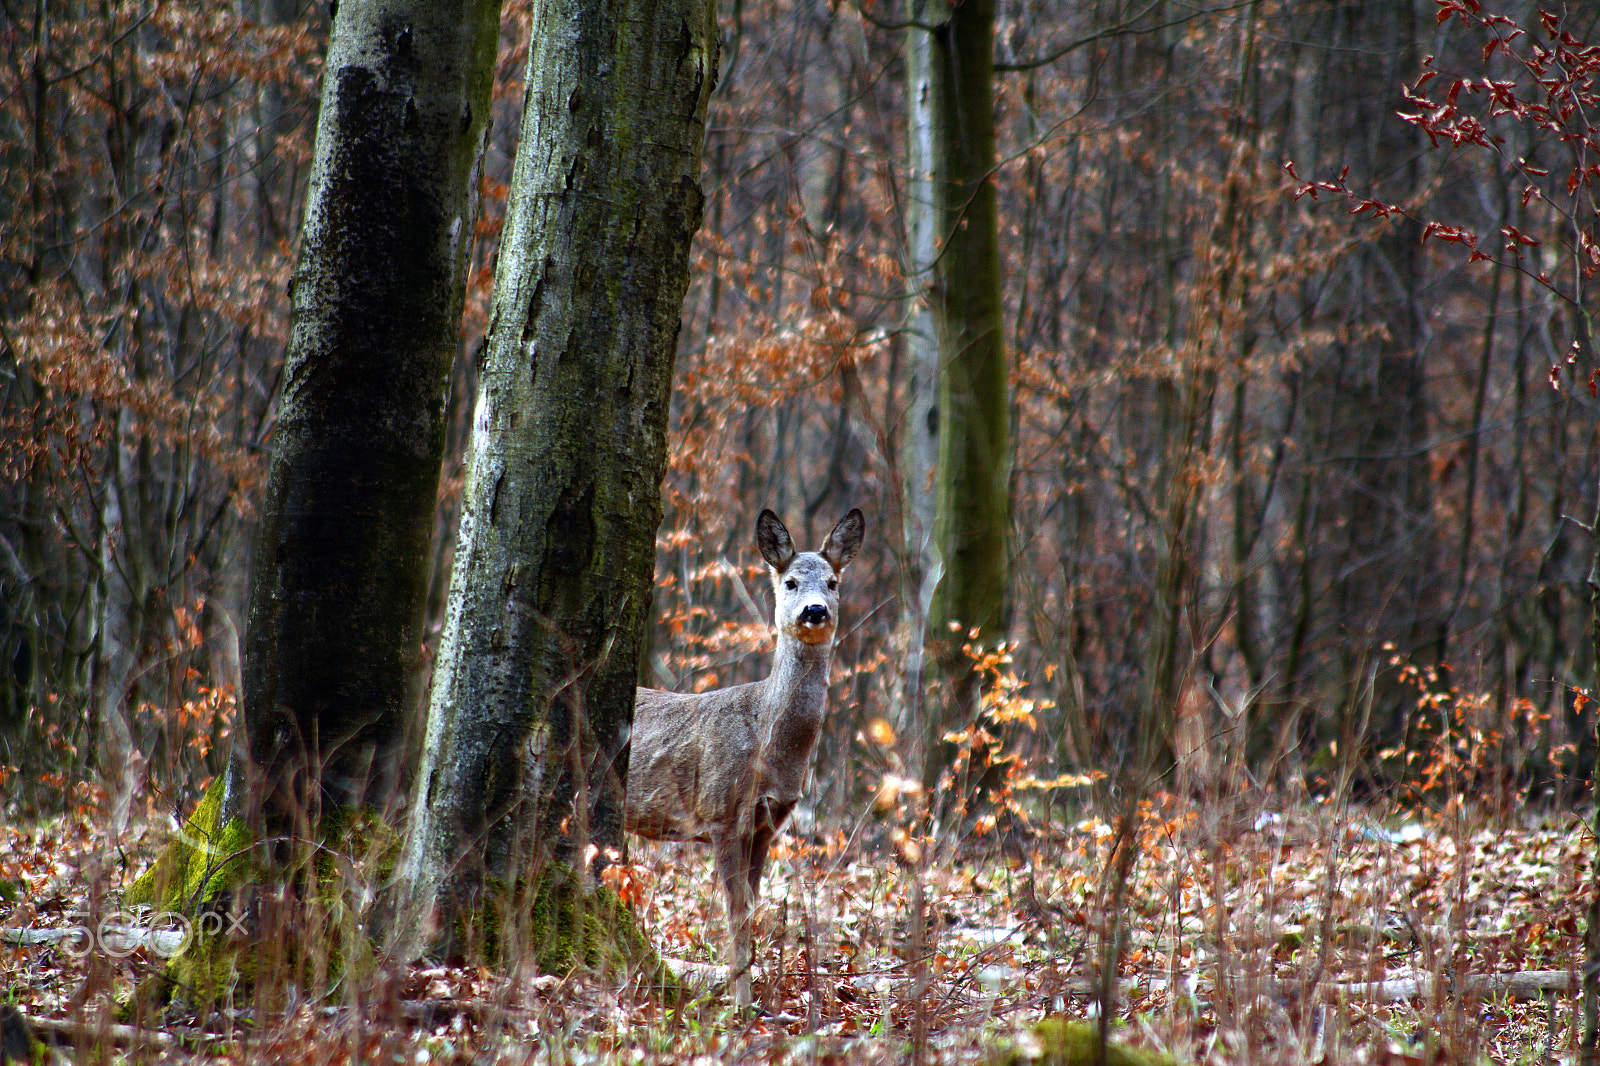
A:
901 0 941 791
398 0 718 966
1568 106 1599 1059
1585 522 1599 1066
1327 0 1436 756
904 0 1011 807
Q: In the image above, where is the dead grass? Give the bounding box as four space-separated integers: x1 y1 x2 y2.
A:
0 782 1588 1064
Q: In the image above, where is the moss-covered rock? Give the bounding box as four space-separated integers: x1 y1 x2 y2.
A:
990 1018 1175 1066
122 775 257 1007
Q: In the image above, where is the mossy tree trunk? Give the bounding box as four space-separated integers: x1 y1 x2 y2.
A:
241 0 502 837
904 0 1012 808
133 0 501 918
396 0 718 970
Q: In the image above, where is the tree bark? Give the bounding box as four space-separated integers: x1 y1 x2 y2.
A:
1583 469 1600 1066
123 0 499 997
899 0 942 798
1303 0 1437 759
904 0 1012 804
240 0 501 834
397 0 718 966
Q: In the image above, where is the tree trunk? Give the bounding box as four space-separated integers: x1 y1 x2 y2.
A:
1303 0 1437 762
1585 550 1599 1066
904 0 1012 806
899 0 942 800
238 0 501 835
1581 397 1599 1066
124 0 501 999
397 0 718 969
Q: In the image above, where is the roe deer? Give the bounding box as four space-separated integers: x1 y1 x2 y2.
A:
626 508 865 1008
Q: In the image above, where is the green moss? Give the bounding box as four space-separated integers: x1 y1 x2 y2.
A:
454 865 665 987
127 785 661 1008
123 781 404 1010
126 776 253 912
990 1018 1175 1066
527 872 657 978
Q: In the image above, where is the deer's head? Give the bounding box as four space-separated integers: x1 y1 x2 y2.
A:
756 509 865 646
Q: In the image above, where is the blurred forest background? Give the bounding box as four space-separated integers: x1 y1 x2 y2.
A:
2 0 1597 819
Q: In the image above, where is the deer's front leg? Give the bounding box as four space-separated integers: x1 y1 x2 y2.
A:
748 796 793 897
713 830 755 1010
747 825 774 899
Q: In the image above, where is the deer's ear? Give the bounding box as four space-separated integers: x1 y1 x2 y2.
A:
756 509 795 570
822 508 865 571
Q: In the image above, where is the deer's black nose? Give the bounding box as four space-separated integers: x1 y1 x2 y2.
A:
799 604 829 626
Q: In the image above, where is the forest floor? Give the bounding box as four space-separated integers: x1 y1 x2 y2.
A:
0 788 1590 1064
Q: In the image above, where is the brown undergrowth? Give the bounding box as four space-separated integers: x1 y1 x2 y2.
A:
0 779 1588 1064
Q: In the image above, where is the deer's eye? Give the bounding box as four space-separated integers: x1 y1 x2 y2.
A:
785 578 798 590
827 578 838 590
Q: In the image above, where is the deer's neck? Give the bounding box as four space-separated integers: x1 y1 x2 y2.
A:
757 633 832 760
